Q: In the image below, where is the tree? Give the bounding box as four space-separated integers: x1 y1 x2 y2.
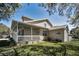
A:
70 27 79 39
38 3 79 27
0 3 20 21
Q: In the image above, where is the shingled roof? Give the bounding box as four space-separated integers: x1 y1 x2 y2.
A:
21 16 53 27
27 19 53 27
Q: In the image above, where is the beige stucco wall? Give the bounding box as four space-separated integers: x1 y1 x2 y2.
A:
32 21 52 28
49 29 64 41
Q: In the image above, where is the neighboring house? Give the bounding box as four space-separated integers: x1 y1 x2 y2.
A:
11 16 69 44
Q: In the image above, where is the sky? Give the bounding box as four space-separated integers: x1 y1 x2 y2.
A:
0 3 75 30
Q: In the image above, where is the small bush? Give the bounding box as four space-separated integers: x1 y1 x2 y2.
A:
0 38 16 47
15 45 65 56
9 38 16 46
0 49 15 56
0 40 10 47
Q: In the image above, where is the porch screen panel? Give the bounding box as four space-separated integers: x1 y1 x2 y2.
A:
32 28 40 35
24 28 31 35
18 23 31 35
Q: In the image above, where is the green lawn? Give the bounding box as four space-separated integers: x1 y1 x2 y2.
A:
31 41 61 47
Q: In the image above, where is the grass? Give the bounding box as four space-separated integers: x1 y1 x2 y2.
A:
31 41 61 47
60 40 79 46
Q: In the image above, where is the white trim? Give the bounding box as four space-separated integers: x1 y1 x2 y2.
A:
18 35 44 42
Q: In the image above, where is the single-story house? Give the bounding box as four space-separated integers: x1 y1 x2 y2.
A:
11 16 69 44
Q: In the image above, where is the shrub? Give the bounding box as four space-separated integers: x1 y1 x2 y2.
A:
15 45 65 56
0 40 10 47
9 38 16 46
0 37 16 47
0 49 15 56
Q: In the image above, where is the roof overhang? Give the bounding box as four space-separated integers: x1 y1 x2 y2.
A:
49 25 69 32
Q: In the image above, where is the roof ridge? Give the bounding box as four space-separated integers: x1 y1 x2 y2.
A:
22 16 33 20
22 16 49 21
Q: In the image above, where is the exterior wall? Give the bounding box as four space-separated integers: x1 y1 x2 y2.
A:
40 29 44 41
49 29 64 41
40 36 44 41
32 21 52 28
64 29 69 42
68 35 72 41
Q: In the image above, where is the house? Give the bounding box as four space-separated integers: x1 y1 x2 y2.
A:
11 16 69 44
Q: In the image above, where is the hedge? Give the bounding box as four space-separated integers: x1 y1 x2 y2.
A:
0 45 66 56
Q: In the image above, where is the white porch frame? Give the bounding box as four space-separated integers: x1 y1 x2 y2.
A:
14 22 45 43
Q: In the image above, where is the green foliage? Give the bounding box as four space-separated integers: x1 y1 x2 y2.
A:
60 40 79 56
38 3 79 26
9 38 16 46
0 49 15 56
0 40 10 47
0 41 79 56
0 38 16 47
15 45 64 56
0 23 10 35
70 27 79 39
0 3 20 21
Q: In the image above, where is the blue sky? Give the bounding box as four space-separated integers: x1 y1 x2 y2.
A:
0 3 75 30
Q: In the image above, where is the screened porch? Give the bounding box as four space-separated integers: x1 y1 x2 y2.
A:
11 21 48 43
